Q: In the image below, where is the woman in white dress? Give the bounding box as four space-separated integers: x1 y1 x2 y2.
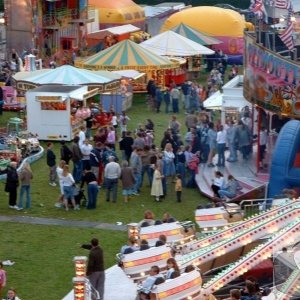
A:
151 164 164 202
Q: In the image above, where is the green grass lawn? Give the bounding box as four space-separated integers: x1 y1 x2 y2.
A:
0 95 209 300
0 223 124 300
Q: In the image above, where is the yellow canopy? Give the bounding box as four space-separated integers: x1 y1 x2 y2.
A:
90 0 145 27
161 6 248 38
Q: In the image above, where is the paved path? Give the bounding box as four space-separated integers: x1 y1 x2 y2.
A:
0 215 127 231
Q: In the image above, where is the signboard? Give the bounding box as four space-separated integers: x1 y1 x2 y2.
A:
36 96 62 102
244 32 300 117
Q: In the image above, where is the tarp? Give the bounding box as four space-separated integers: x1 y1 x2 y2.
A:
75 39 179 71
12 65 121 87
170 23 223 46
88 24 141 40
140 31 215 57
89 0 145 28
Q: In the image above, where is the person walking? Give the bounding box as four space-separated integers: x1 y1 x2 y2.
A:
104 156 121 202
61 165 77 211
18 162 33 209
81 166 99 209
47 142 57 186
81 238 105 300
5 161 19 209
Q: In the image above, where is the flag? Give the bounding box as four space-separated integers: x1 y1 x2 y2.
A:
250 0 267 20
280 22 294 50
274 0 290 9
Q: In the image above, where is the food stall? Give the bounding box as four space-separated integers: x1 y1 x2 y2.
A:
26 85 99 141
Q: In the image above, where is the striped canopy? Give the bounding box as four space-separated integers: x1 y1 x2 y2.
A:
19 65 121 85
75 39 179 71
12 65 121 92
170 23 223 46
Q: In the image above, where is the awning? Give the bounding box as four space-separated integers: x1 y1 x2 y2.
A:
111 70 145 80
88 24 141 40
70 88 99 101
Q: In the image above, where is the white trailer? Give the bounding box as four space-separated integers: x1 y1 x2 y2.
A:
26 85 98 141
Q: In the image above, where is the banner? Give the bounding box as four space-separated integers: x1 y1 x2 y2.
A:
244 32 300 117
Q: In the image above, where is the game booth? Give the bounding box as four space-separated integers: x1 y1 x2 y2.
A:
26 85 99 141
75 39 180 92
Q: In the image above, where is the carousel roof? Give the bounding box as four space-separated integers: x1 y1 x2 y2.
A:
169 23 223 46
13 65 121 85
75 39 178 70
140 30 215 56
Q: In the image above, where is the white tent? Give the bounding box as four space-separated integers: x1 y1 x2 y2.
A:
203 90 223 110
140 30 215 56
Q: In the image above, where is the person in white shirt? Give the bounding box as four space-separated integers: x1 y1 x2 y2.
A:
138 266 164 299
55 160 66 208
60 165 77 211
216 125 227 167
104 156 121 202
259 126 268 169
211 171 225 198
78 125 86 148
170 87 180 113
80 139 93 171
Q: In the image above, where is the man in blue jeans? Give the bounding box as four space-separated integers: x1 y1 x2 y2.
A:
170 86 180 113
104 156 121 202
130 147 143 195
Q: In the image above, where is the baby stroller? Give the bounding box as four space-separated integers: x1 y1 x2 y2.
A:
73 187 87 207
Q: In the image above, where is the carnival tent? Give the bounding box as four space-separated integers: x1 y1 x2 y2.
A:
75 39 178 70
140 31 215 57
170 23 223 46
12 65 121 92
161 6 249 55
89 0 145 29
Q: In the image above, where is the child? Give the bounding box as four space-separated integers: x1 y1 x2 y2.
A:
0 261 6 299
165 258 180 279
175 174 182 202
4 288 21 300
151 164 164 202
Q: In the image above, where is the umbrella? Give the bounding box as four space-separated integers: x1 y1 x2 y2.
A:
170 23 223 46
75 39 178 71
140 31 215 57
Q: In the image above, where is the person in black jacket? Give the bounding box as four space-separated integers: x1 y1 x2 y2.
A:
81 238 105 299
60 140 72 165
5 161 19 209
46 142 57 186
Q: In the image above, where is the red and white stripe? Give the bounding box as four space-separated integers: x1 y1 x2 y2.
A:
274 0 290 9
280 22 295 50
